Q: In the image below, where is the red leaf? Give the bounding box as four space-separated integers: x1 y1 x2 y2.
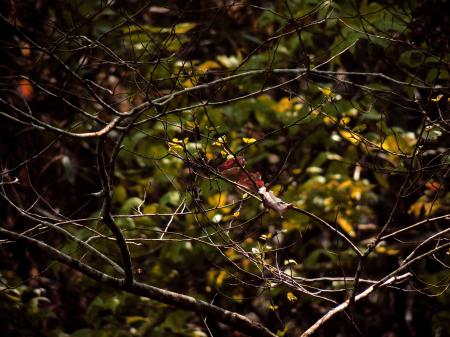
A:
17 79 34 100
237 172 265 191
218 156 246 172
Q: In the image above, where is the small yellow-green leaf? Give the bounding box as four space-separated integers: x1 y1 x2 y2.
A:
319 86 333 97
284 259 298 266
126 316 148 324
431 94 443 102
212 135 227 146
259 233 273 241
276 326 289 337
268 304 278 311
174 22 196 34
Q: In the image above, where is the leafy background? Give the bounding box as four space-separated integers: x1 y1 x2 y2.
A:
0 0 449 336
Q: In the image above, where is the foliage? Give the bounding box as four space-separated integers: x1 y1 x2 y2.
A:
0 1 449 337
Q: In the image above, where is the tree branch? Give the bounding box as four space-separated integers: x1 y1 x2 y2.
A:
0 227 277 337
96 137 133 286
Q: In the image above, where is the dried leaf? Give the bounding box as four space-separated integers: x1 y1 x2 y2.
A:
259 187 292 215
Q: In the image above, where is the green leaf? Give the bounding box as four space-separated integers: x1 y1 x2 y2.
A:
160 191 181 207
424 125 443 141
120 197 144 214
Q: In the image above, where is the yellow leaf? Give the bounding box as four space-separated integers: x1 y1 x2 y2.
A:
212 135 227 146
275 97 302 113
292 168 302 175
294 102 303 111
276 97 292 113
243 137 257 144
174 22 196 34
286 292 298 302
233 211 240 218
197 60 221 74
323 116 334 125
232 294 244 303
268 304 278 311
168 138 184 152
216 270 227 287
182 79 195 88
276 326 289 337
319 86 333 97
408 196 441 217
431 94 443 102
339 130 360 145
380 134 401 152
186 121 197 129
337 216 356 237
375 246 400 255
350 185 363 200
208 192 228 208
339 117 351 125
126 316 148 324
376 246 386 254
257 94 274 103
207 270 217 285
225 248 236 258
386 248 400 255
168 144 183 151
323 197 334 209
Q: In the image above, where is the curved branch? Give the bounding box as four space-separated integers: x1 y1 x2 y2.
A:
0 186 123 274
300 241 450 337
291 206 363 257
300 273 412 337
96 137 133 286
0 227 277 337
